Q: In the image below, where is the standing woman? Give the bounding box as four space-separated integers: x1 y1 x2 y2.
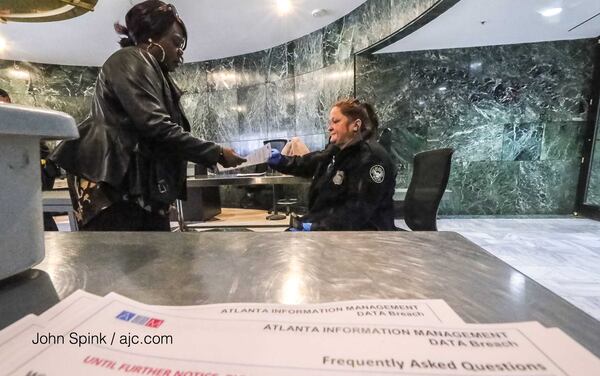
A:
50 0 245 231
268 99 396 231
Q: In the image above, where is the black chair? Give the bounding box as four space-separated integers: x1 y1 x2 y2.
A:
172 163 222 231
263 139 288 152
403 148 454 231
263 139 289 220
236 139 289 209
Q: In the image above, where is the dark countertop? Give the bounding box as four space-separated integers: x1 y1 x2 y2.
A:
1 231 598 356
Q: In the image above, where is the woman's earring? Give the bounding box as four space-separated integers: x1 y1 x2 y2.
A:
146 38 166 63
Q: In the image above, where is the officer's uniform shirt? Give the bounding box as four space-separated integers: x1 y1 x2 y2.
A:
276 139 396 231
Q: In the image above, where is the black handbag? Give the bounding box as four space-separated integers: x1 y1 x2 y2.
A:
129 144 179 205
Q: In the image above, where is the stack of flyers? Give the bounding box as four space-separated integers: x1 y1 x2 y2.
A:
0 290 598 375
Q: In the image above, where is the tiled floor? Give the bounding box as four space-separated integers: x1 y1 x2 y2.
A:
396 217 600 321
56 214 600 320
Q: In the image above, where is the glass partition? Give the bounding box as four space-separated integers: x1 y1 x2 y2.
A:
584 109 600 206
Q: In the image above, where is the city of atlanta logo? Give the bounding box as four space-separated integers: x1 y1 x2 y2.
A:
369 165 385 183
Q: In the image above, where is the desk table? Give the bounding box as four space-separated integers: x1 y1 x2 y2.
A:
186 174 311 224
41 190 77 231
0 232 597 357
187 174 310 187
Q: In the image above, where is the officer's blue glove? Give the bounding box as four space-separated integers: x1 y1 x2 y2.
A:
267 148 282 167
289 223 311 232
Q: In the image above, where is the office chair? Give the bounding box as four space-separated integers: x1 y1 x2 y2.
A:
263 139 288 153
172 163 222 231
263 139 289 220
403 148 454 231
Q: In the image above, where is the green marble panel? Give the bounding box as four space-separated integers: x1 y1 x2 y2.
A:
390 0 439 32
266 43 294 82
206 89 239 143
172 62 208 94
501 122 544 161
428 121 503 162
440 161 520 215
28 95 91 124
355 53 411 127
293 31 324 75
346 0 393 53
541 121 586 161
0 62 41 96
320 60 354 113
266 78 296 138
206 57 237 91
516 160 580 214
238 84 268 141
180 93 210 140
470 41 594 123
32 64 98 97
323 18 348 66
356 38 595 214
294 69 325 135
235 50 269 87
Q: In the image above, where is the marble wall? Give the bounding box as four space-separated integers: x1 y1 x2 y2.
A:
0 0 438 150
167 0 440 155
356 39 596 214
3 0 594 214
0 60 97 124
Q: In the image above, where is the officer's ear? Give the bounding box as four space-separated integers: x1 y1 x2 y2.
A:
353 120 361 132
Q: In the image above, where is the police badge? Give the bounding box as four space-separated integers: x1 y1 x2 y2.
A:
369 165 385 183
332 170 345 185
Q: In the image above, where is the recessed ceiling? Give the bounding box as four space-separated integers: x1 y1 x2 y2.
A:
377 0 600 53
0 0 366 66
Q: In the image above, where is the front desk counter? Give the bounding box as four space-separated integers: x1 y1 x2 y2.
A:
0 231 598 357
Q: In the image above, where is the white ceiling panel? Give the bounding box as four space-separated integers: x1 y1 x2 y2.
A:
0 0 367 66
378 0 600 54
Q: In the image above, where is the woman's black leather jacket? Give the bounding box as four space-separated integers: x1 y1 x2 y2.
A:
50 47 220 203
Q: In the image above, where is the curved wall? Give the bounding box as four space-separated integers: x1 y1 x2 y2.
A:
5 0 592 215
170 0 440 154
356 40 596 215
0 0 439 154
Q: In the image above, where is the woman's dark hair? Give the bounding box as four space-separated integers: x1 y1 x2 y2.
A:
114 0 187 49
333 98 379 139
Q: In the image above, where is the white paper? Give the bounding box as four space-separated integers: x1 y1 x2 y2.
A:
105 292 466 325
3 296 599 376
0 291 106 370
218 144 271 172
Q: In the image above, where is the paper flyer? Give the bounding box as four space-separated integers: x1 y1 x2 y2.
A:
1 291 598 375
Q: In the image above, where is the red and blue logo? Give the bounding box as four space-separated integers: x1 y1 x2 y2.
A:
116 311 164 328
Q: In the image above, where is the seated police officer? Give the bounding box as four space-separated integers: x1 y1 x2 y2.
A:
268 99 396 231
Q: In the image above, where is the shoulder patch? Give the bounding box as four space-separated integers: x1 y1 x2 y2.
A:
369 165 385 183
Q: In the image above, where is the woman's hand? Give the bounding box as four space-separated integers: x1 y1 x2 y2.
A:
219 147 246 168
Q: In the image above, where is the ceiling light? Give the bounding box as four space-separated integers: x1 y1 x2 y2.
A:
311 9 328 18
0 37 7 52
276 0 292 15
539 7 562 17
